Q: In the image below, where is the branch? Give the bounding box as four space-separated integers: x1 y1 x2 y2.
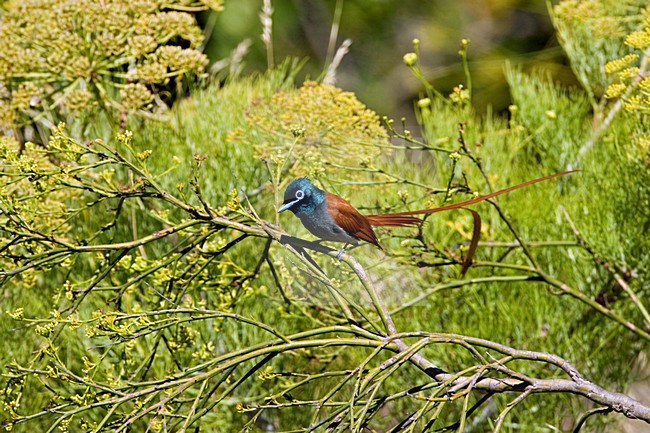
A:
275 234 650 424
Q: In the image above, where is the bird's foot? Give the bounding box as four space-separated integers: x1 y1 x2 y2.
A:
335 243 350 260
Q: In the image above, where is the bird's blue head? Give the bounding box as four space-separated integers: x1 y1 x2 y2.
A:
278 178 325 214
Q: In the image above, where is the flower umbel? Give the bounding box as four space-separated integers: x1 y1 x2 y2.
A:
0 0 217 129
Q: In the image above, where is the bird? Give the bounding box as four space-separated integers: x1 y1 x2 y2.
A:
278 171 574 269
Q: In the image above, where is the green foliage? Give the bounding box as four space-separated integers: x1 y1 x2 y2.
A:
0 0 649 432
394 8 650 422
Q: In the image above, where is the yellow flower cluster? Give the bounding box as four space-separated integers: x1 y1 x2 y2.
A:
247 81 389 179
553 0 629 37
0 0 219 128
625 29 650 50
599 11 650 112
604 54 639 74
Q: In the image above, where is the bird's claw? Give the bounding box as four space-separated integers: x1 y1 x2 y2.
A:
335 248 345 260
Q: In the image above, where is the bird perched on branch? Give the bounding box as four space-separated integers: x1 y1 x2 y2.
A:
278 171 573 273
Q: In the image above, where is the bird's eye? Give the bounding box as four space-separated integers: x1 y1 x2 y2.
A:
295 189 305 200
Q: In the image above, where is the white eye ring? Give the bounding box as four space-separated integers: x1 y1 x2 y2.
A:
295 189 305 200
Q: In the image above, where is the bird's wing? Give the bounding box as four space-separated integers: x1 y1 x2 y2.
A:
325 192 380 247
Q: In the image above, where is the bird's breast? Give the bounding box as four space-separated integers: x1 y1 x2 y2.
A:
296 209 359 244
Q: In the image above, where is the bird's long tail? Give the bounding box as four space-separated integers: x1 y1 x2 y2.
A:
365 170 576 276
366 170 575 224
365 214 422 227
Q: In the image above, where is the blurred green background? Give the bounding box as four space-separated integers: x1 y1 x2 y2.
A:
204 0 575 120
